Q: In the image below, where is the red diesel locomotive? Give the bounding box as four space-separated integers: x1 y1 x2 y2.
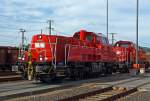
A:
113 41 149 70
16 30 149 82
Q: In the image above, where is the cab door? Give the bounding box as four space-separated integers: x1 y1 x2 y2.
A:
101 37 110 62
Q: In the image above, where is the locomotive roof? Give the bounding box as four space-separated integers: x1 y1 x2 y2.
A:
34 34 67 37
74 30 107 38
116 40 133 44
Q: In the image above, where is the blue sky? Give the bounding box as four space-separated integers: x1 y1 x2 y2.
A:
0 0 150 47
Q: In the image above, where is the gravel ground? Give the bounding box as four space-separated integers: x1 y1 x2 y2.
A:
2 73 150 101
117 91 150 101
0 73 133 100
6 83 110 101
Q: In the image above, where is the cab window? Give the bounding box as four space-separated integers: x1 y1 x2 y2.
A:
102 37 108 44
86 35 93 42
120 44 129 48
96 36 101 43
74 34 80 39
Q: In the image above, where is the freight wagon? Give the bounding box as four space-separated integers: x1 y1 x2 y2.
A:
0 46 19 71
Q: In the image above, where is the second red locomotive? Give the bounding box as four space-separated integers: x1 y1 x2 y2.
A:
113 41 149 70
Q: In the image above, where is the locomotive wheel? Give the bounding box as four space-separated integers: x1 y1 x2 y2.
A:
39 73 62 83
84 72 89 79
1 66 6 72
73 70 80 81
79 71 85 80
101 67 107 77
71 69 85 81
20 68 28 80
40 76 52 83
122 65 129 73
112 65 117 73
106 67 113 75
21 72 28 80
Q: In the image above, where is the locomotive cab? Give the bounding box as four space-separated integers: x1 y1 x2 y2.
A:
114 40 149 70
73 30 96 43
114 41 133 61
73 30 109 46
115 41 134 48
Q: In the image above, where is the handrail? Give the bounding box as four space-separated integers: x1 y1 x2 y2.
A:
47 37 54 67
54 38 57 69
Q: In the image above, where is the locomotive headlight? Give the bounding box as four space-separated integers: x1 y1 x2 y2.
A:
38 35 42 39
40 57 43 61
39 55 43 61
116 51 121 55
22 57 25 60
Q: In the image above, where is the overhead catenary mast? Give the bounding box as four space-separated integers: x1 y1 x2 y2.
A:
20 28 26 51
47 20 54 35
19 28 26 61
109 33 117 45
106 0 109 39
136 0 139 66
41 29 43 34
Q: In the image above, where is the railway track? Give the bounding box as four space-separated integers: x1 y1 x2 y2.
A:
0 75 22 83
60 76 150 101
59 84 137 101
0 71 22 82
5 74 150 101
77 86 137 101
0 71 17 76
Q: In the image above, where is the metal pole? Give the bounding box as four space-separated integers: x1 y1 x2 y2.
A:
50 20 51 35
136 0 139 65
19 29 26 67
20 29 26 51
47 20 53 35
106 0 109 39
65 45 67 67
109 33 116 45
41 29 43 34
112 33 114 45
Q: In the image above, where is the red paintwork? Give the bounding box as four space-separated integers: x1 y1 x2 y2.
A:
113 40 149 68
113 41 134 63
21 30 149 70
29 35 66 63
29 30 117 63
